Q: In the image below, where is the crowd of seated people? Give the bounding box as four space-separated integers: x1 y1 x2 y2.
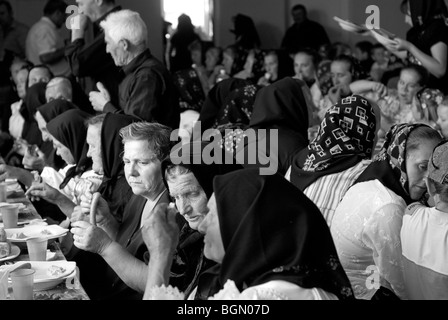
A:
1 0 448 301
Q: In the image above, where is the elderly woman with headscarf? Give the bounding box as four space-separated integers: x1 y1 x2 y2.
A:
193 78 253 136
331 123 443 300
60 113 139 299
25 109 102 218
285 95 381 227
144 168 355 300
236 77 313 176
143 140 243 299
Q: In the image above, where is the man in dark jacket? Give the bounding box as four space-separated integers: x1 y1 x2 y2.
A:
281 4 330 55
65 0 121 109
88 9 180 130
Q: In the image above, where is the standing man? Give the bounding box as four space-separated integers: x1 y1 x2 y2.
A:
88 9 180 130
0 0 29 134
65 0 121 108
26 0 71 77
281 4 330 55
0 0 28 60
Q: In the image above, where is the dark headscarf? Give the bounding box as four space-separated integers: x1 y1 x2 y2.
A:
98 113 139 222
195 78 253 135
213 83 262 131
241 77 310 175
162 140 244 198
36 99 78 123
249 49 267 83
290 95 377 191
20 82 48 147
317 60 333 96
224 45 249 77
173 68 206 113
250 77 309 135
21 82 47 121
354 123 438 205
231 14 261 50
46 109 92 189
408 0 448 28
196 168 355 300
36 99 78 171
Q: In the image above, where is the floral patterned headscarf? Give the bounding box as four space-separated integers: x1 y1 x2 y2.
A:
356 122 436 205
373 123 416 195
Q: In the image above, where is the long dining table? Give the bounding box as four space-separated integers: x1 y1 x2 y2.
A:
0 179 89 300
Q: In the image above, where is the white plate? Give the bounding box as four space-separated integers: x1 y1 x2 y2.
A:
8 261 77 291
5 225 69 242
371 28 398 46
0 244 20 262
334 16 368 34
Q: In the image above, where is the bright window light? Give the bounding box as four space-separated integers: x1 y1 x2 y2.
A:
163 0 213 41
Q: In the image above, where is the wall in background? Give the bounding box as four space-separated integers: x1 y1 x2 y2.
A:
11 0 164 61
11 0 446 63
214 0 410 50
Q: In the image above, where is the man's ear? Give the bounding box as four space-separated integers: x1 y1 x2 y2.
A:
95 0 104 7
119 39 130 51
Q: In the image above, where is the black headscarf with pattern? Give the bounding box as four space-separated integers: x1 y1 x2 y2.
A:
290 95 377 191
196 78 253 135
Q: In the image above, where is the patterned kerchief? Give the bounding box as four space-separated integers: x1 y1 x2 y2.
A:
304 95 376 172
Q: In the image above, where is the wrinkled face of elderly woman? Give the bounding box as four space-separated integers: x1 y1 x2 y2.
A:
198 194 225 264
406 137 441 200
86 123 104 175
167 171 208 231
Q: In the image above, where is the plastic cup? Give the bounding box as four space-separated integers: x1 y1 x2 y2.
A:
10 268 35 300
1 204 19 228
0 183 6 202
26 237 48 261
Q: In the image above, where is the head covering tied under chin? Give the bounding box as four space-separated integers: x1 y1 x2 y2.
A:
354 122 434 205
46 109 92 189
195 168 355 300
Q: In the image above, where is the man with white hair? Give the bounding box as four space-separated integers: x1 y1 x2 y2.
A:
88 9 180 130
45 76 73 102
